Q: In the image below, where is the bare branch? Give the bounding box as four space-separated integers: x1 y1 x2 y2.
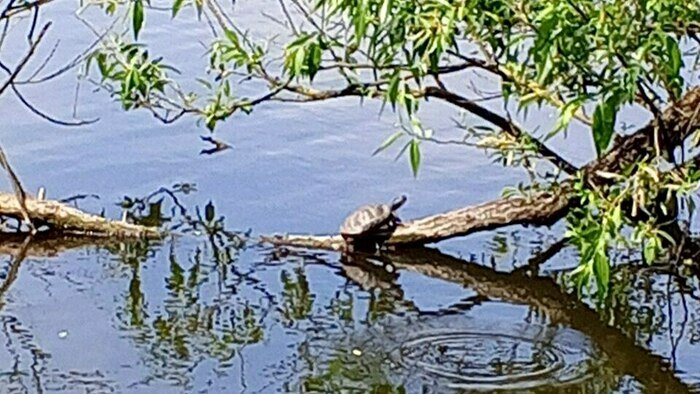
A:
0 0 54 20
423 86 579 174
262 189 570 251
0 192 161 238
0 145 32 229
11 84 98 126
278 0 299 35
263 87 700 250
0 22 50 96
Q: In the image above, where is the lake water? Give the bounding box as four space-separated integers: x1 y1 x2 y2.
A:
0 1 699 393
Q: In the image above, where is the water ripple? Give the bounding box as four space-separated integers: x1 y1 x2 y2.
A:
394 324 601 391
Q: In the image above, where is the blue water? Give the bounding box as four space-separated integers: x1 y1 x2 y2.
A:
0 1 698 393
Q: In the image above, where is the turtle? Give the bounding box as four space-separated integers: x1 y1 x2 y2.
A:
339 195 407 251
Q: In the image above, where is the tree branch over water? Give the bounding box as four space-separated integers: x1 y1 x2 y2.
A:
35 0 700 292
264 87 700 250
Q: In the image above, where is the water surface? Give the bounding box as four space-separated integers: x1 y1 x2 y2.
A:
0 1 699 393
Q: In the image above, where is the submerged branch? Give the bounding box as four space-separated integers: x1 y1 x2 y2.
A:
375 247 689 393
0 233 133 257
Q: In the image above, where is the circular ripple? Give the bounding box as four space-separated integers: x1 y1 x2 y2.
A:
395 327 599 391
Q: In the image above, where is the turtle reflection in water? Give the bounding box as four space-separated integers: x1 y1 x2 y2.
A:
339 195 407 252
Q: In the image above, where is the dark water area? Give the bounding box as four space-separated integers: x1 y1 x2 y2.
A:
0 1 699 393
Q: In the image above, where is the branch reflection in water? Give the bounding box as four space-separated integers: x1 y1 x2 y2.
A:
262 247 689 393
0 193 695 392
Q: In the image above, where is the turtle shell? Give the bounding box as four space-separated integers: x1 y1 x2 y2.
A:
339 203 393 236
339 196 407 237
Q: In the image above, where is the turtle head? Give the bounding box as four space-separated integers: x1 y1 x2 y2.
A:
390 195 407 211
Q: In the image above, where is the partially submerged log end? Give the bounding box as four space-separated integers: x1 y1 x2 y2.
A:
260 233 345 251
0 192 161 239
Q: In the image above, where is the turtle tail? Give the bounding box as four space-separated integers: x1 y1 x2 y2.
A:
391 195 407 211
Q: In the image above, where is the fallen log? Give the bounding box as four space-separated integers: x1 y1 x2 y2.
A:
263 87 700 250
261 188 570 250
0 192 160 238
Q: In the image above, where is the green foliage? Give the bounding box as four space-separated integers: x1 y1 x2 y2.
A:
284 33 325 80
84 0 700 292
212 29 265 74
281 267 315 324
566 161 700 297
88 39 172 110
172 0 185 17
409 139 421 177
371 114 428 177
88 0 700 142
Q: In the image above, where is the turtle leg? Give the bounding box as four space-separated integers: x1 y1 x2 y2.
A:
376 242 396 252
342 236 355 253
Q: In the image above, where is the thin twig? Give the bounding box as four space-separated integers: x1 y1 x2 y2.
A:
423 86 579 174
0 145 32 231
11 84 98 126
0 22 51 96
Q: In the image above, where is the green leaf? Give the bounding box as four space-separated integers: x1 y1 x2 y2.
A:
172 0 184 17
394 140 411 161
550 99 582 138
665 35 683 97
666 35 682 77
133 0 144 40
378 0 393 22
225 28 240 47
353 0 369 43
293 47 305 77
205 116 216 131
372 131 404 156
409 139 421 177
593 252 609 295
537 54 554 85
643 239 658 263
307 42 322 80
386 71 401 108
591 97 618 157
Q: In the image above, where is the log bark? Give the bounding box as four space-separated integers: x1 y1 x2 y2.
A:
263 87 700 250
261 188 570 250
0 192 160 238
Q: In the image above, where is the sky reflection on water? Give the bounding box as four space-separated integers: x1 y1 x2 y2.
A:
0 1 699 393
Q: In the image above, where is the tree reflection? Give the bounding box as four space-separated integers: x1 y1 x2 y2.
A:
0 200 699 391
280 266 315 325
264 247 692 393
110 190 266 388
299 349 404 393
